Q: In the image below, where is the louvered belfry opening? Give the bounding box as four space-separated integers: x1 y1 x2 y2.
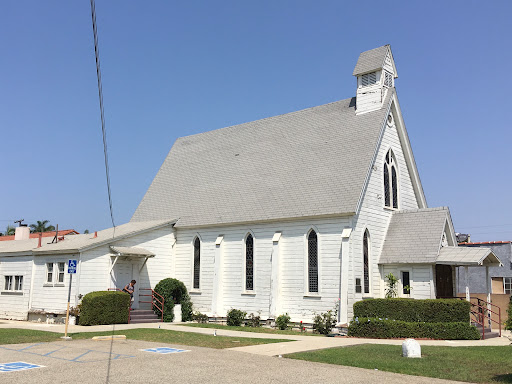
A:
308 230 318 293
245 234 254 291
361 71 377 87
363 230 370 294
193 237 200 289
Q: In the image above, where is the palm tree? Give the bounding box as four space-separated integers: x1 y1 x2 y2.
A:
29 220 55 233
4 225 15 236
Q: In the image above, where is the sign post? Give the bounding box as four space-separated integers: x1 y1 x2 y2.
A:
63 259 77 340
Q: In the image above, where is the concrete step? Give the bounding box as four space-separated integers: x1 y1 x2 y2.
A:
129 309 162 324
130 318 162 324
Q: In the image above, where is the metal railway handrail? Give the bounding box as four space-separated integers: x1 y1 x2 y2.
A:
450 296 501 340
139 288 165 322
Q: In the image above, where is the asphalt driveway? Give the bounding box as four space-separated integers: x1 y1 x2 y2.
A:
0 338 460 384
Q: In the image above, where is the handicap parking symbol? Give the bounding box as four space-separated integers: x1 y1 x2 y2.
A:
0 362 44 373
142 347 190 354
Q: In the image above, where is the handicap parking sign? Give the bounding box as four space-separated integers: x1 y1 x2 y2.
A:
68 259 77 274
0 362 44 373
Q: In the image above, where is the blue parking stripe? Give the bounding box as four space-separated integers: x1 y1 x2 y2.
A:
70 350 92 362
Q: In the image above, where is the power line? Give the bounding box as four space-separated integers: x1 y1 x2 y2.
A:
90 0 115 230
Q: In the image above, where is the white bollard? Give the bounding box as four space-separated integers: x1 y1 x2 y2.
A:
402 338 421 358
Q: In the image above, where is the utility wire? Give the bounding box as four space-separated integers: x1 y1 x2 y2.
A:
90 0 115 230
90 1 116 383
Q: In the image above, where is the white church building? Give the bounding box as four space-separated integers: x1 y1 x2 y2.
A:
0 45 501 324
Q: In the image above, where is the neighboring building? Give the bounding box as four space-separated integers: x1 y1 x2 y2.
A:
0 229 80 242
456 241 511 294
0 45 502 323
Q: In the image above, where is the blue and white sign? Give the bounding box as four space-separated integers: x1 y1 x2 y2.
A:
141 347 190 354
67 259 77 274
0 362 44 373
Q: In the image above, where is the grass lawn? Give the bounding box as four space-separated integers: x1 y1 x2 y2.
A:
0 328 289 349
286 344 512 383
182 322 320 336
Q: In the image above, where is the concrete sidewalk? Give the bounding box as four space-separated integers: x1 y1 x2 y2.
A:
1 320 510 357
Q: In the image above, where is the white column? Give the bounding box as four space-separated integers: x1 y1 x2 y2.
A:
269 232 281 318
211 235 223 316
339 228 352 324
486 266 492 331
464 266 470 301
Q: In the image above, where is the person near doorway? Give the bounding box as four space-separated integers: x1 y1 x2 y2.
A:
123 280 136 307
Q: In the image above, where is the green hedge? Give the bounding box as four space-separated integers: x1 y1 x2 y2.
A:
506 296 512 331
353 298 470 323
79 291 130 326
348 318 480 340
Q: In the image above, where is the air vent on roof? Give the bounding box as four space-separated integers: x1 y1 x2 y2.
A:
384 71 393 87
361 72 377 87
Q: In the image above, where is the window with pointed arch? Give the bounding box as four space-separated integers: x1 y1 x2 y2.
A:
307 230 318 293
383 149 398 209
193 237 201 289
363 230 370 294
245 233 254 291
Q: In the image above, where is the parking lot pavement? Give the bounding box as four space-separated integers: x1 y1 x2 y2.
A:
0 339 460 384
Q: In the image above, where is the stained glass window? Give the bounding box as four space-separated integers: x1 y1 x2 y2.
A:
193 237 200 289
308 230 318 293
245 234 254 291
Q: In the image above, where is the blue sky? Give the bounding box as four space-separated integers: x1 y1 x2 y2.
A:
1 1 511 241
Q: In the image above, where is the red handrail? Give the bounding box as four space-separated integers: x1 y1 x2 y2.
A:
450 296 501 340
139 288 165 322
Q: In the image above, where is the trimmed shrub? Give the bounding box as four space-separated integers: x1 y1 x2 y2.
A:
245 313 261 327
193 311 209 323
313 308 337 335
154 278 192 322
227 309 246 326
348 317 480 340
79 291 130 326
353 298 470 323
506 296 512 331
276 313 291 330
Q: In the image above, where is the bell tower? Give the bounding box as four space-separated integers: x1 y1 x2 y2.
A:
353 45 397 115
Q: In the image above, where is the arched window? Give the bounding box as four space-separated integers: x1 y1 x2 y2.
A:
384 149 398 209
193 237 200 289
363 230 370 294
245 234 254 291
308 230 318 293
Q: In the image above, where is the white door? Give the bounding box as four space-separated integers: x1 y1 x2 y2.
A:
114 262 140 309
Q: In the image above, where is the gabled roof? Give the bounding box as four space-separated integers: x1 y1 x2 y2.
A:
0 220 175 255
379 207 450 264
352 45 397 77
0 229 79 242
132 92 393 227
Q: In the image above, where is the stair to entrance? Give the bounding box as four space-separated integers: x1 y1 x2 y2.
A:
130 309 161 324
473 323 501 339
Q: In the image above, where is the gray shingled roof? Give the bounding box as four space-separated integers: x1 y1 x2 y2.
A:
379 207 449 264
131 92 392 227
110 246 155 257
0 220 175 255
352 45 390 76
437 247 502 267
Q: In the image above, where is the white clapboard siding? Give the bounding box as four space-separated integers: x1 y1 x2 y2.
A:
382 265 434 299
30 255 80 313
348 103 420 318
0 256 32 319
174 216 349 322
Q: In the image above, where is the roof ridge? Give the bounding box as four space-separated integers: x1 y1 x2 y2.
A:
395 207 449 214
175 97 357 141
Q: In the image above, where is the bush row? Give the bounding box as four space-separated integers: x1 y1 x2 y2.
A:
79 291 130 325
353 298 470 323
347 317 480 340
506 296 512 331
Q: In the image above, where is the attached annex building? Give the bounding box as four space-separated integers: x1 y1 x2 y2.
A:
0 45 502 323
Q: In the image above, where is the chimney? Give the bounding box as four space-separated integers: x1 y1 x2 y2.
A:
38 232 42 248
15 226 30 241
94 231 98 238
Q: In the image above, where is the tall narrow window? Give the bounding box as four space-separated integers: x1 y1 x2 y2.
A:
363 230 370 294
4 276 13 291
384 149 398 209
14 276 23 291
58 262 65 283
193 237 201 289
308 230 318 293
402 271 411 294
46 263 54 283
245 234 254 291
